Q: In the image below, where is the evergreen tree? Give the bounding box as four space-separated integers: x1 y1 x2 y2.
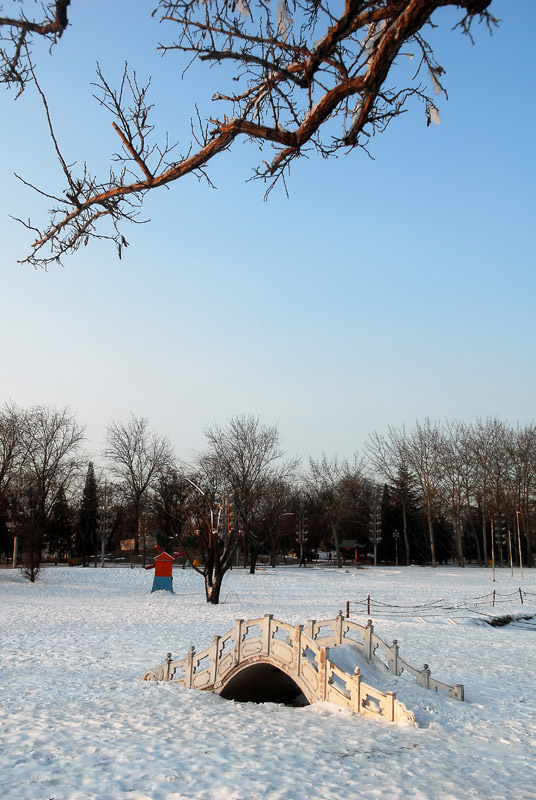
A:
47 486 72 563
78 463 98 566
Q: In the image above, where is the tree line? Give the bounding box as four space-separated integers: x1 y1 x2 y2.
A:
0 403 534 598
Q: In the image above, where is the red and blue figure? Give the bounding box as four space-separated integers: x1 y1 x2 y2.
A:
145 547 182 593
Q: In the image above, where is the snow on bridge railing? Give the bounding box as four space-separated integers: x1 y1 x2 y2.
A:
143 613 416 723
143 611 464 721
306 612 464 701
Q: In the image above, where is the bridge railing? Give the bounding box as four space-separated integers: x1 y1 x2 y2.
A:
305 611 464 701
142 614 421 722
143 612 463 723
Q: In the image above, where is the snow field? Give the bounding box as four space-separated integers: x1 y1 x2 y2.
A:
0 565 535 800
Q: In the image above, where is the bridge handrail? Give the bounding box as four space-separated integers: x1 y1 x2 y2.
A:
142 612 463 718
143 612 463 702
303 611 464 701
143 613 416 723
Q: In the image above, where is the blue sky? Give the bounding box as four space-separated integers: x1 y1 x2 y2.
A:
1 0 535 466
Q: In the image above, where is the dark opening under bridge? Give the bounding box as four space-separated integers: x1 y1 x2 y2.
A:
143 612 464 724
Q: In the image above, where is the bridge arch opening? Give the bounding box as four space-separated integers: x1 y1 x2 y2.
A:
219 663 309 706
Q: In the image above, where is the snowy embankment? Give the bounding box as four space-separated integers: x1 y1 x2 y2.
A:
1 565 535 800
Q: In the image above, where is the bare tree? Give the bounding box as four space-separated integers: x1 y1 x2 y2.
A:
366 427 416 565
1 1 497 266
104 415 174 559
305 453 365 568
17 405 85 578
0 402 26 560
182 477 242 603
402 419 444 567
150 467 191 555
0 402 25 512
465 417 504 567
202 413 297 573
438 420 473 567
509 424 536 567
259 478 295 567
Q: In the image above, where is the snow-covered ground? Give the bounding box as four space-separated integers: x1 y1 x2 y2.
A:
1 564 535 800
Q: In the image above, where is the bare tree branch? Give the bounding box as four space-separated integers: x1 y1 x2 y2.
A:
3 0 497 266
0 1 70 92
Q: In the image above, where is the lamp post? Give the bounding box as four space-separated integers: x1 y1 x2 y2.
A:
393 529 400 567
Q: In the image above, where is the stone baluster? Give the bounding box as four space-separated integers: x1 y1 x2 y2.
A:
390 639 401 675
365 619 374 661
335 610 344 645
346 668 362 714
186 646 195 689
385 691 396 722
164 652 173 682
317 646 328 701
293 625 303 675
417 663 431 690
211 635 220 686
234 619 244 666
263 614 273 657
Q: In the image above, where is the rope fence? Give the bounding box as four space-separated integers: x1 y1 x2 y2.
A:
345 589 536 622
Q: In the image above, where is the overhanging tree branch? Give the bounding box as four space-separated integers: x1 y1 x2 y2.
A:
3 1 497 266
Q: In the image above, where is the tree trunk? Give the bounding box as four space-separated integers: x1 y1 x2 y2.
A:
205 571 222 604
465 482 482 566
455 517 464 567
480 492 488 566
329 521 343 568
249 540 259 574
426 505 436 567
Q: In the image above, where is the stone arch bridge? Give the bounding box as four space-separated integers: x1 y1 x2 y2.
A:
143 612 464 725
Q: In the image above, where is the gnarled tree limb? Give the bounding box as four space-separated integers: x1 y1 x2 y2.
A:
3 1 496 266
